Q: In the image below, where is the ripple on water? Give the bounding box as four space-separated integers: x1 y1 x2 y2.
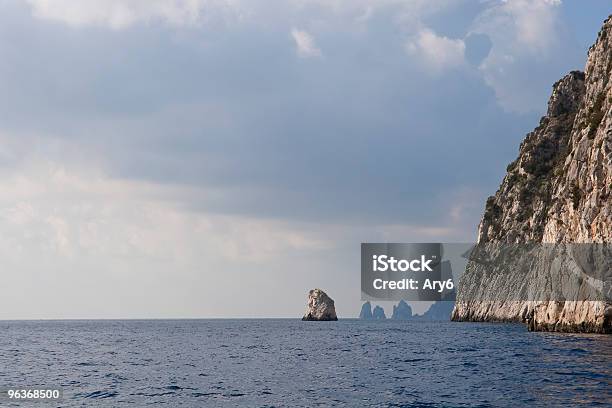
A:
81 390 119 399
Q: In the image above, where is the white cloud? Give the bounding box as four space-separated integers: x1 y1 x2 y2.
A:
25 0 243 29
0 159 329 264
291 28 322 58
496 0 563 53
23 0 464 31
405 28 465 73
472 0 567 113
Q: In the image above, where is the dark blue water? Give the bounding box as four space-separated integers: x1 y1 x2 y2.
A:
0 320 610 407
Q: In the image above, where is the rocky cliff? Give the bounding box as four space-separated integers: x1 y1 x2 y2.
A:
452 17 612 333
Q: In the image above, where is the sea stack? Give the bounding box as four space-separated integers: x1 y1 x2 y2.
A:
359 302 373 319
391 300 413 320
359 302 387 319
372 305 387 320
452 17 612 333
302 289 338 321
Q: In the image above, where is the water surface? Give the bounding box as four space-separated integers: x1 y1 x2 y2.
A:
0 319 610 407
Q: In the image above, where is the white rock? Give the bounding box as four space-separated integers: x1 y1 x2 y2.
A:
302 289 338 321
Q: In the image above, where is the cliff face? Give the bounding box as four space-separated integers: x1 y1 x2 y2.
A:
452 17 612 333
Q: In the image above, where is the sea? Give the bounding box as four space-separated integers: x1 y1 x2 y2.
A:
0 319 610 407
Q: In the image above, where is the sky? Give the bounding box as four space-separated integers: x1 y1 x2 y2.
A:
0 0 609 319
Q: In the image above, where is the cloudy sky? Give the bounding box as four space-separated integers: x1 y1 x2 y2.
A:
0 0 609 319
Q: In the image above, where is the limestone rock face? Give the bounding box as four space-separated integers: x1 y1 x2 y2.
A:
452 17 612 333
302 289 338 321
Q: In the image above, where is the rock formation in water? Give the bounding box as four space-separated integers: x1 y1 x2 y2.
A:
302 289 338 321
453 17 612 333
415 301 455 321
359 302 373 319
359 302 387 319
372 305 387 319
391 300 413 320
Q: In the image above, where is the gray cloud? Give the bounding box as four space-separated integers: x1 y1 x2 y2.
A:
0 1 542 227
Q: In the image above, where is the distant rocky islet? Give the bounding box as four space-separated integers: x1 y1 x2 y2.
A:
359 301 387 319
359 300 455 321
301 289 454 321
302 288 338 321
